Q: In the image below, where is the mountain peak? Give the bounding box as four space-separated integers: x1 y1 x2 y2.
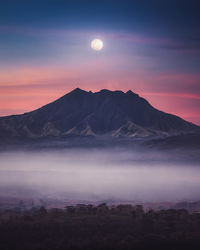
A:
69 88 139 97
126 90 139 97
70 88 87 94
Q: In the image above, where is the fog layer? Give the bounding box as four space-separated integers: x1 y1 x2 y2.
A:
0 148 200 203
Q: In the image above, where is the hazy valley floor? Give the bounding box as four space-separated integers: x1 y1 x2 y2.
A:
0 146 200 209
0 142 200 250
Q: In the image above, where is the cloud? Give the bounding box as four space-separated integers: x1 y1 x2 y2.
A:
1 25 200 53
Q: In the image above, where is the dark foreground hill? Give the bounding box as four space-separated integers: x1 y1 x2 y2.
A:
1 204 200 250
0 88 199 145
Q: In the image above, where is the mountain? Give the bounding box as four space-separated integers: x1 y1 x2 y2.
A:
0 88 199 142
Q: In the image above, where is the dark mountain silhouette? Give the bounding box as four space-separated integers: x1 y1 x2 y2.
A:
0 88 199 141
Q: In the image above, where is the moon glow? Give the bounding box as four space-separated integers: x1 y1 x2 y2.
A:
91 39 103 51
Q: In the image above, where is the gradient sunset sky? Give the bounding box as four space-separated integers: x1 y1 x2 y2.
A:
0 0 200 124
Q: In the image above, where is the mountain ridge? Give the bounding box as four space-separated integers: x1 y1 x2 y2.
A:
0 88 199 142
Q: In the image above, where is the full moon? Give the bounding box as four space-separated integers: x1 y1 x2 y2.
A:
91 39 103 51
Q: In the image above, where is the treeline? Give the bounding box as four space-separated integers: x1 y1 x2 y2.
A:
0 204 200 250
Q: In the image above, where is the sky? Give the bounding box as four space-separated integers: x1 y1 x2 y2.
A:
0 0 200 124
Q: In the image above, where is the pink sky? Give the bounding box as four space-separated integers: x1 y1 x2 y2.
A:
0 64 199 125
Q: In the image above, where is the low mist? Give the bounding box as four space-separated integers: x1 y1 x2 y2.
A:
0 148 200 205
